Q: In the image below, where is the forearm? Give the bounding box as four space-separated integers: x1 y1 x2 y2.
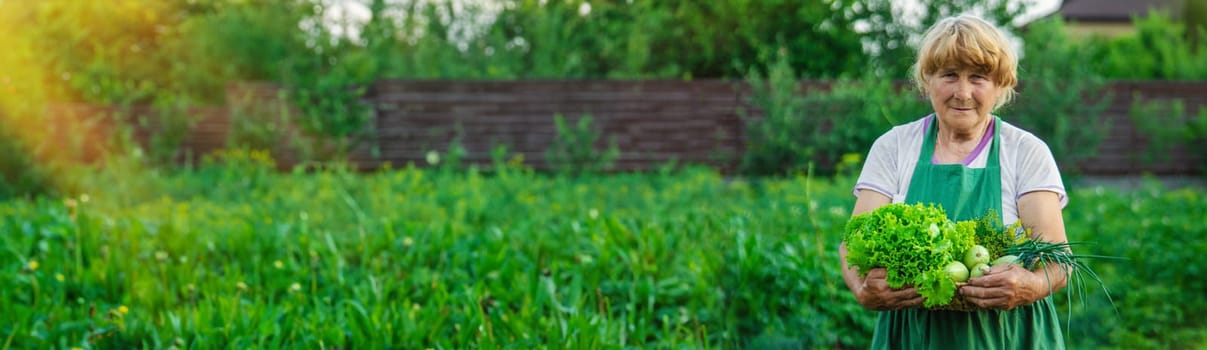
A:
1017 191 1071 298
844 189 891 295
1030 257 1071 297
839 243 864 295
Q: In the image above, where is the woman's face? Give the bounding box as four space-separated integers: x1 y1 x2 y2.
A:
927 67 1001 128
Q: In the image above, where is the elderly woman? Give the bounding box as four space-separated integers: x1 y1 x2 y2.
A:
839 15 1070 349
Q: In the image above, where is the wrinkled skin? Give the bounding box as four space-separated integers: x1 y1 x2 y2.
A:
847 266 925 310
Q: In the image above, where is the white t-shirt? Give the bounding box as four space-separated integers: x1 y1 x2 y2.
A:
853 115 1067 225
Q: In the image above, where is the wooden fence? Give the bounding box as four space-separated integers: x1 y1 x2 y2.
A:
43 80 1206 175
1080 81 1205 175
367 80 748 172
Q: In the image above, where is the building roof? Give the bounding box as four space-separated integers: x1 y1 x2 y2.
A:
1060 0 1184 22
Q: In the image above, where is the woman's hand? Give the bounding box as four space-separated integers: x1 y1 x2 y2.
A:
854 268 925 310
960 190 1072 310
841 190 925 310
958 263 1061 310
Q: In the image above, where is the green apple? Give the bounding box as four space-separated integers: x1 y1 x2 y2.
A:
970 263 991 278
944 261 970 283
963 245 991 268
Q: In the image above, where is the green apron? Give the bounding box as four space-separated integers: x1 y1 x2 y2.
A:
869 116 1065 349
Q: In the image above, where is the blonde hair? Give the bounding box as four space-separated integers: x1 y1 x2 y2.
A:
912 15 1018 109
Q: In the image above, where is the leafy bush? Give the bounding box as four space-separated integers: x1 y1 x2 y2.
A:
189 1 377 162
145 101 202 166
741 51 928 176
1130 96 1207 173
289 82 376 161
0 128 51 199
423 129 468 173
1062 184 1207 349
1003 18 1113 179
1082 12 1207 80
544 114 619 176
225 87 300 162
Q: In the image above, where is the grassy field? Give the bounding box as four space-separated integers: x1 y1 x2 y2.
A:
2 161 1204 349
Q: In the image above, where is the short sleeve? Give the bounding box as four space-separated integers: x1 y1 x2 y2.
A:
853 130 900 199
1014 135 1068 208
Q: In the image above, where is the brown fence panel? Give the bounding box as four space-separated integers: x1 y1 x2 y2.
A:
368 80 751 172
368 79 1205 175
39 80 1207 175
41 104 233 166
179 106 230 165
1075 81 1205 175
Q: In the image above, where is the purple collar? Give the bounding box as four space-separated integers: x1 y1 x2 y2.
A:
926 115 995 166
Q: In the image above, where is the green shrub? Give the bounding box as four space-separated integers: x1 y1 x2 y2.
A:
150 102 200 166
185 1 377 163
1085 12 1207 80
428 131 468 173
1130 96 1207 173
741 50 928 176
739 53 806 176
544 114 619 176
0 128 51 199
1062 185 1207 349
226 88 299 161
1004 18 1113 179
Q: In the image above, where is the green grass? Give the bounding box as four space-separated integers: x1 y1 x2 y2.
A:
1 164 1204 349
0 165 869 349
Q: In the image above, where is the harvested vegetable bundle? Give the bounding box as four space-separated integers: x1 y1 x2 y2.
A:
847 205 1119 312
844 203 976 307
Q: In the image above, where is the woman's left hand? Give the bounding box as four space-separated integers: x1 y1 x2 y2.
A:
958 263 1053 310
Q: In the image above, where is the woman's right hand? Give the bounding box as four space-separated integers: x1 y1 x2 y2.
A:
855 268 925 310
842 190 922 310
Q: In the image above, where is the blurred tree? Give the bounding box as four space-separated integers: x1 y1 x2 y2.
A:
1184 0 1207 48
648 0 869 79
1005 17 1112 179
185 0 380 160
0 0 216 196
483 0 871 79
4 1 202 104
1081 12 1207 79
852 0 1032 79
